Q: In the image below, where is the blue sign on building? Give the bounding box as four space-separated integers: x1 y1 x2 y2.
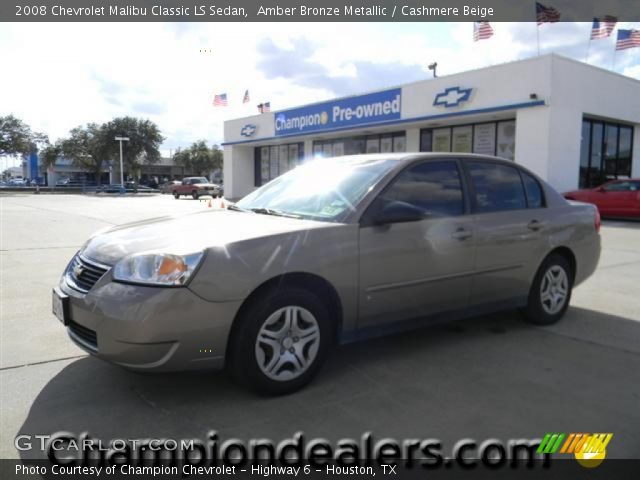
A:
274 88 401 137
28 152 38 179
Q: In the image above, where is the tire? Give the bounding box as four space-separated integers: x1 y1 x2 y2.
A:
192 190 199 200
173 191 180 199
521 254 573 325
227 287 333 395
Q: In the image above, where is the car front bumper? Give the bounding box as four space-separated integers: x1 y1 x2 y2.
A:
57 270 242 372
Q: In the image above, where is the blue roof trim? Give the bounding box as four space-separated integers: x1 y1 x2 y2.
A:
221 100 545 146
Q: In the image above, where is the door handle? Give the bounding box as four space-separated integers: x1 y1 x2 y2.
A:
527 220 545 231
451 228 472 240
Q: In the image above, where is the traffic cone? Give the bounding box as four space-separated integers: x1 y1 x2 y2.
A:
220 200 225 209
207 199 212 208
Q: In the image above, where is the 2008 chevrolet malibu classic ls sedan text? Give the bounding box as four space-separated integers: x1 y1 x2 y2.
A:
53 154 601 394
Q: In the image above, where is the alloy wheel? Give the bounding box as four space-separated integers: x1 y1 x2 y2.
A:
539 265 569 315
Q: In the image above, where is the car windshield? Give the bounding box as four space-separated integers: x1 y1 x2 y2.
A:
190 177 208 184
235 156 398 222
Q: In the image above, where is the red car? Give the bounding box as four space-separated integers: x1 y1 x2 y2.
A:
171 177 222 200
563 179 640 218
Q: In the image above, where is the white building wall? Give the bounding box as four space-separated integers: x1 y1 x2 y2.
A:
514 107 552 181
401 55 552 120
223 145 255 199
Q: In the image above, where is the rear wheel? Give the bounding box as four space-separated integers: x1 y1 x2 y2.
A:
192 190 199 200
522 254 573 325
228 287 332 395
173 191 180 199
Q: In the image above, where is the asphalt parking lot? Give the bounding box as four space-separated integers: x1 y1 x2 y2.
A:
1 193 639 459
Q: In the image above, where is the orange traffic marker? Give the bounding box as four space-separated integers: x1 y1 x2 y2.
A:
220 200 225 209
207 199 212 208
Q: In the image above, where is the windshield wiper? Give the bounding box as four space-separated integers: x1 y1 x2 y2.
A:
227 204 250 212
249 207 301 219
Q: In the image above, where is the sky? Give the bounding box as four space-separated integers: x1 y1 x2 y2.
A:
0 21 638 168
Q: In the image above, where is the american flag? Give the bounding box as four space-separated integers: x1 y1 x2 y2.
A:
590 16 617 40
257 102 271 113
616 29 640 50
536 2 560 25
473 22 494 41
242 89 250 104
213 93 227 107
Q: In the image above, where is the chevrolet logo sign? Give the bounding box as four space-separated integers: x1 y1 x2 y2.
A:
433 86 473 108
73 264 84 277
240 124 257 137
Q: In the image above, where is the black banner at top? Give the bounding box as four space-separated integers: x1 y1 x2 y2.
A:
2 0 640 22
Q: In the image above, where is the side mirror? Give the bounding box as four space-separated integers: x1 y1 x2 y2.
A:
596 186 606 192
372 201 425 225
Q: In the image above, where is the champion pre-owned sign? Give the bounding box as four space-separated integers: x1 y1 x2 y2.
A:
275 88 401 136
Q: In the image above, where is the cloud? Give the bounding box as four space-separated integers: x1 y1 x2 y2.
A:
256 37 426 97
131 101 167 115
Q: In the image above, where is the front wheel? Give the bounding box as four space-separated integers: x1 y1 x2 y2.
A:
173 191 180 199
192 190 199 200
521 254 573 325
228 287 333 395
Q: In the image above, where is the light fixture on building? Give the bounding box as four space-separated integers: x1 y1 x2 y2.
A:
530 93 538 100
428 62 438 78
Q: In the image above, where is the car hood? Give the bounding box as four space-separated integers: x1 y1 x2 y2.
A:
82 210 332 266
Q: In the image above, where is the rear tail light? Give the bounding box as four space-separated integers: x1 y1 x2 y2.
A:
594 208 601 234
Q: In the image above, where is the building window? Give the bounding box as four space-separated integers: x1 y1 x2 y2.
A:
254 142 304 187
579 118 634 188
421 120 515 160
312 132 405 158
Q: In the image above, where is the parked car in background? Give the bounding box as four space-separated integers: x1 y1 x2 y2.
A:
171 177 222 199
53 154 601 394
9 178 28 186
563 179 640 219
160 180 181 194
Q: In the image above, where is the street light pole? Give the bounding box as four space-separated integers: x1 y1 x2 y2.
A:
114 136 129 189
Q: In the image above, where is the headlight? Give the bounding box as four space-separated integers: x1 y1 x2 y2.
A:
113 252 204 286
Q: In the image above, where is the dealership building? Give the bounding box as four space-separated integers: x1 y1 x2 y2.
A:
222 54 639 199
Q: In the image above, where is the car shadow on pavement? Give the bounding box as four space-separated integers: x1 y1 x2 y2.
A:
15 307 640 459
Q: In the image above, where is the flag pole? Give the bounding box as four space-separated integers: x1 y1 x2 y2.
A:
536 23 541 56
612 48 617 71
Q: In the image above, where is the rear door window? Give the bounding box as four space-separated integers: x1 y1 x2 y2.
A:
521 172 545 208
467 162 527 213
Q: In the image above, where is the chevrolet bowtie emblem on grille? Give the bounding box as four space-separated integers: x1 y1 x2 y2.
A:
73 264 84 277
240 124 257 137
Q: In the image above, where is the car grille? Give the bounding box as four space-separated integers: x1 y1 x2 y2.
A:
67 255 109 293
68 320 98 351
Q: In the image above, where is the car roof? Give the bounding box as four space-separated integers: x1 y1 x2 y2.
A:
315 152 522 166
